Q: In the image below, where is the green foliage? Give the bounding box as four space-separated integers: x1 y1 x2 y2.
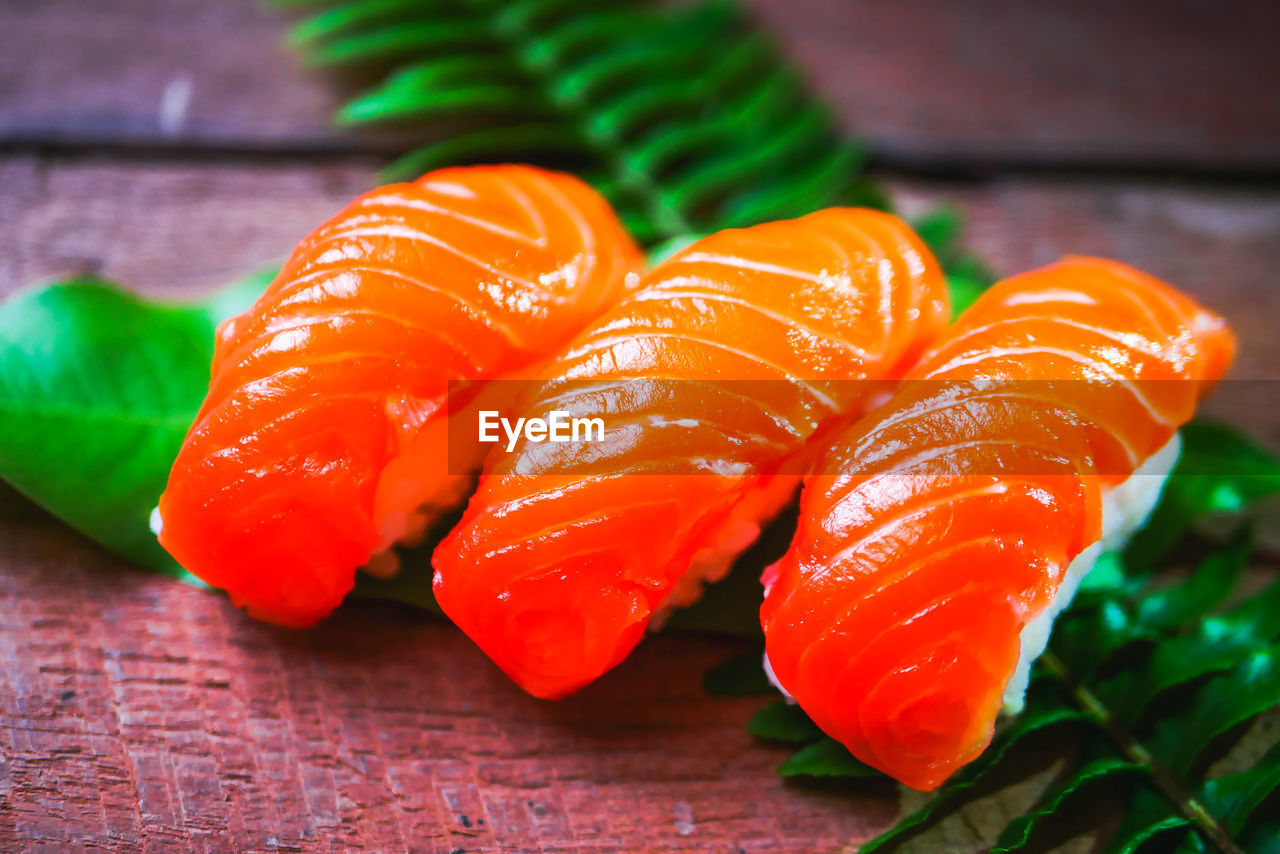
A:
778 738 882 779
912 208 996 317
1123 420 1280 573
701 649 776 697
748 701 823 743
0 271 270 578
276 0 890 246
706 432 1280 852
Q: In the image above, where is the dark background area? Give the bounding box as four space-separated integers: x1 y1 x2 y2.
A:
0 1 1277 851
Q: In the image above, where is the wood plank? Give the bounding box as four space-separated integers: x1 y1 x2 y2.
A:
0 0 343 149
2 0 1277 167
750 0 1280 169
0 498 900 853
0 156 378 300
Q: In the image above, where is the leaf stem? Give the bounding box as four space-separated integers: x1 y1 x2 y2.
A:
1039 650 1243 854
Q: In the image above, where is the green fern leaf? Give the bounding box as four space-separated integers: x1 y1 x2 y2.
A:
991 757 1146 853
299 20 493 68
1053 528 1254 682
1158 643 1280 777
748 701 824 744
381 123 588 179
777 738 881 779
701 648 775 697
1124 421 1280 572
1135 528 1253 631
1105 573 1280 719
279 0 889 245
857 703 1089 853
338 82 548 125
287 0 459 48
1200 740 1280 837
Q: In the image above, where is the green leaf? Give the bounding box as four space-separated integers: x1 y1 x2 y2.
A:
283 0 910 246
380 124 589 182
748 701 823 744
1159 642 1280 777
1075 548 1129 597
1134 526 1252 631
646 233 705 266
947 273 989 319
777 738 882 779
1124 420 1280 572
702 648 774 697
338 82 550 126
661 552 766 640
1106 816 1192 854
858 704 1088 853
1200 739 1280 836
992 757 1145 853
1103 785 1193 854
1104 573 1280 718
0 270 272 577
299 20 493 68
913 208 963 261
287 0 457 48
348 540 444 613
1058 529 1253 680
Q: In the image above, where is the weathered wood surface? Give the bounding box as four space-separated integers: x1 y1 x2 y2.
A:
0 488 902 853
2 0 1278 167
750 0 1280 169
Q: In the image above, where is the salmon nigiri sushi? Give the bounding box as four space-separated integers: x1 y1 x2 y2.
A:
433 208 951 699
157 165 642 627
761 256 1235 790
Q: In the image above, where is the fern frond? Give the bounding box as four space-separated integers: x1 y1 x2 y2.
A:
280 0 890 246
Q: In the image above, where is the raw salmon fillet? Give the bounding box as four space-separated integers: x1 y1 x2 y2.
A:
760 256 1235 791
157 165 642 627
434 208 951 699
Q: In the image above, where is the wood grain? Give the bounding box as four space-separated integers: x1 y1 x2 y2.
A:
0 156 376 301
0 492 899 853
2 0 1277 167
748 0 1280 169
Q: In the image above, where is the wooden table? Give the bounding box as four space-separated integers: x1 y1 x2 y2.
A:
1 1 1277 851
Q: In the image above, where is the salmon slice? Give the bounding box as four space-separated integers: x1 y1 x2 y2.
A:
157 165 642 627
760 256 1235 791
433 208 951 699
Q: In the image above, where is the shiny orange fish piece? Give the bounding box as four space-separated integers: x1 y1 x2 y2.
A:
434 208 951 699
157 165 642 627
761 257 1235 791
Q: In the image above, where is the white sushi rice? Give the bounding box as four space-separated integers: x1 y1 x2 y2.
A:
1001 433 1180 713
763 434 1182 713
